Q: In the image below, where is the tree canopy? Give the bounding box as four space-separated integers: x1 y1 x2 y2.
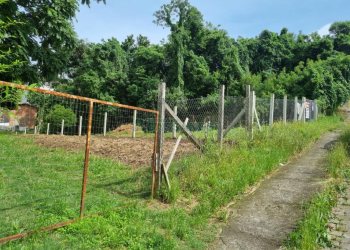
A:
1 0 350 113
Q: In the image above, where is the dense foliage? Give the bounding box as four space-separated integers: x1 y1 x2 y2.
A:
1 0 350 112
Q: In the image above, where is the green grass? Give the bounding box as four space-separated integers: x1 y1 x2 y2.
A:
284 129 350 250
0 116 342 249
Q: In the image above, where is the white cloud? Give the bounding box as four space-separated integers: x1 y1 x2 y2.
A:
318 23 332 36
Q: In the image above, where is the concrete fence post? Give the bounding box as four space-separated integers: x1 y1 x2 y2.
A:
103 112 107 136
302 97 306 123
47 123 50 135
172 106 177 139
314 100 318 121
269 93 275 126
283 95 287 125
61 119 64 135
79 116 83 136
294 97 298 122
132 110 137 138
218 85 225 147
245 85 251 131
34 126 37 135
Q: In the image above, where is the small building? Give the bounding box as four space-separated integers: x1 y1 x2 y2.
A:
0 103 38 130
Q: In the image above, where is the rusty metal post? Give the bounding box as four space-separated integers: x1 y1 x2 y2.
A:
80 100 94 218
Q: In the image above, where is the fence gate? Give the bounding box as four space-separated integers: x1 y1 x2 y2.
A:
0 81 158 244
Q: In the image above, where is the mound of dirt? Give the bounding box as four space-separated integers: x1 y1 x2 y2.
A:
113 124 143 133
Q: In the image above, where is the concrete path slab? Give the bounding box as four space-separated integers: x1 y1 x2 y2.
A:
214 131 340 250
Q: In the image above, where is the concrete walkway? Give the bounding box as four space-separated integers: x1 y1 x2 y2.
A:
215 132 340 250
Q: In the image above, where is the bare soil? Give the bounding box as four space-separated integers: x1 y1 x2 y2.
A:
34 135 198 168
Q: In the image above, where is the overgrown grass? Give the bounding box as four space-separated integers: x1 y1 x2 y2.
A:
284 129 350 250
0 116 342 249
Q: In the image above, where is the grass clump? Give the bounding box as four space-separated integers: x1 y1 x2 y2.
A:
284 129 350 250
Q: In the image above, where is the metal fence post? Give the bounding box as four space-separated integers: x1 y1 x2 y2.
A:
79 116 82 136
80 101 94 218
132 110 137 138
157 82 166 190
103 112 107 136
218 85 225 147
61 119 64 135
172 106 177 139
283 95 287 125
269 93 275 126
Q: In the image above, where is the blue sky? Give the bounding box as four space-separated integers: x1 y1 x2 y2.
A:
74 0 350 44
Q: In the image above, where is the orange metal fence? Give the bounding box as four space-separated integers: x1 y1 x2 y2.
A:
0 81 158 244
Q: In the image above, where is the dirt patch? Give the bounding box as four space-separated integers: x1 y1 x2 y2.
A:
34 135 198 168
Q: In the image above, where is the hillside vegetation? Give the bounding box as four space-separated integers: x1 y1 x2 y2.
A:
0 1 350 113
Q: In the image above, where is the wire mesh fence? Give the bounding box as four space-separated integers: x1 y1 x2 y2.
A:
0 81 158 243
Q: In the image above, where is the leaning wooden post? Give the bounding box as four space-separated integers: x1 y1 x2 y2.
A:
301 97 306 123
157 82 166 190
294 97 298 122
217 85 225 147
61 119 64 135
46 123 50 135
103 112 107 136
79 116 83 136
172 106 177 139
269 93 275 126
132 110 137 138
80 101 94 218
283 95 287 125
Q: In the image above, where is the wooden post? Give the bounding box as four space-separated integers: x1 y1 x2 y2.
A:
157 82 166 189
103 112 107 136
80 101 94 218
302 97 306 123
24 127 27 135
294 97 298 122
283 95 287 125
34 126 37 135
79 116 82 136
218 85 225 147
132 110 137 138
61 119 64 135
172 106 177 139
269 93 275 126
46 123 50 135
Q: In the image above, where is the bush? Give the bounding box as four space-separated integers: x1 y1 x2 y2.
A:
45 105 77 129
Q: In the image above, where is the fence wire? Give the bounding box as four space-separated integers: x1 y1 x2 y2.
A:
0 82 158 242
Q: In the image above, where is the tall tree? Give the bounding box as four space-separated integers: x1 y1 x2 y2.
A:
154 0 192 97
